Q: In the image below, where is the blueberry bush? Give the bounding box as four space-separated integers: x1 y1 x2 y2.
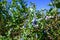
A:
0 0 60 40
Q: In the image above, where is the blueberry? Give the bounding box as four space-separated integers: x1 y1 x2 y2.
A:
32 18 37 25
23 23 26 28
42 30 47 35
33 20 37 25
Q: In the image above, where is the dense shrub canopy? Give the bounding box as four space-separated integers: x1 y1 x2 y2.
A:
0 0 60 40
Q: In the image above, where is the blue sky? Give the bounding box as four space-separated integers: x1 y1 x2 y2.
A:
27 0 51 10
7 0 51 10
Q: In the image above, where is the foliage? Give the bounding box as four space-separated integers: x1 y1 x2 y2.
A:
0 0 60 40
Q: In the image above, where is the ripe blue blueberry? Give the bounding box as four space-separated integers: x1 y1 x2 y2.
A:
32 18 37 26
